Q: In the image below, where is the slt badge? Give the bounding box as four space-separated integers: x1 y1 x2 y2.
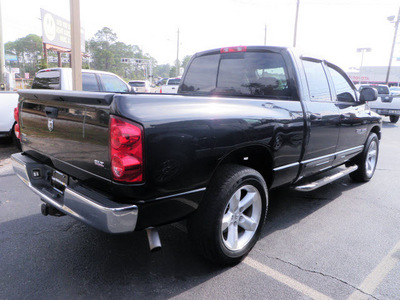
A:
48 119 54 132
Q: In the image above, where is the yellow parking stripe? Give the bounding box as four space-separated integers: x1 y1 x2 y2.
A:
347 239 400 300
244 257 334 300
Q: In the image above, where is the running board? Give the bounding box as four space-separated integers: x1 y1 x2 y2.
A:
294 165 358 192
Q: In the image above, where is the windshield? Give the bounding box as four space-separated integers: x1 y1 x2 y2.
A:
180 51 293 100
31 71 61 89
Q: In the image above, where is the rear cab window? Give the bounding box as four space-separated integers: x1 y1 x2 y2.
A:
180 49 295 100
82 73 100 92
32 71 61 89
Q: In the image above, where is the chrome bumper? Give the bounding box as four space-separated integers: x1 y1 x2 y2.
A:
11 153 138 233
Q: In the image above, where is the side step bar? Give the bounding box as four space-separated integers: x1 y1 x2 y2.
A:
294 165 358 192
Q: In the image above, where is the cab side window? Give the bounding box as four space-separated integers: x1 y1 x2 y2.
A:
302 60 332 101
82 73 100 92
100 74 129 92
328 66 356 102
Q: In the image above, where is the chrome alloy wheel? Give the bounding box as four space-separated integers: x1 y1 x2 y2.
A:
221 185 262 251
365 140 378 177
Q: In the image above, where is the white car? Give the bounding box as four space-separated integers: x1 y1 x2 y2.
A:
359 84 400 123
32 68 134 93
128 80 151 93
390 86 400 97
159 77 181 94
0 91 20 148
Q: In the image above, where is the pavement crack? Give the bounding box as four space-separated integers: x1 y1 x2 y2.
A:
267 255 379 300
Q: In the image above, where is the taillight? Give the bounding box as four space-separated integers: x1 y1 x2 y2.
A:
14 107 20 139
14 107 19 122
220 46 247 53
109 116 144 183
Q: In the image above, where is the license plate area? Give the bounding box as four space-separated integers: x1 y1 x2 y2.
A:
51 170 68 194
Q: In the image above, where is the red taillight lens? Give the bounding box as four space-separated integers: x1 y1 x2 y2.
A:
110 116 144 183
14 123 20 139
14 107 19 123
14 107 20 139
220 46 247 53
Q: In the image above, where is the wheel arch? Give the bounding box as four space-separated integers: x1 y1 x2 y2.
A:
211 145 274 189
370 125 381 140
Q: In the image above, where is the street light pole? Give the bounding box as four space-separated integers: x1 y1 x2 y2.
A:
385 7 400 85
176 28 180 77
293 0 300 47
0 0 5 89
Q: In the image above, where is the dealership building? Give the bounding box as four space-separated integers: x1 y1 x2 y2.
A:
347 66 400 86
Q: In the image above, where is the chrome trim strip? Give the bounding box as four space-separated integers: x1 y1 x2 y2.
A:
273 162 300 172
155 188 206 201
301 145 363 165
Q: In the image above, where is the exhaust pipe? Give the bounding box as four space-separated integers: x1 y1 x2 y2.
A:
146 227 162 251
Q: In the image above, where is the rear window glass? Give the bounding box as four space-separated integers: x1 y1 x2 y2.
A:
32 71 61 89
82 73 100 92
180 52 293 100
129 82 145 87
168 79 180 85
361 85 389 95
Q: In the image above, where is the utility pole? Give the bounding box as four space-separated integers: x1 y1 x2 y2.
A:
293 0 300 47
176 28 180 77
357 48 371 85
385 7 400 85
264 24 267 46
70 0 82 91
0 0 5 89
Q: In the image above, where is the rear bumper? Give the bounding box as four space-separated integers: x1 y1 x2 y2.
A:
11 153 138 233
372 108 400 116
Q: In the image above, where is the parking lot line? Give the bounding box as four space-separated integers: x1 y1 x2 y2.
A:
347 239 400 300
244 257 333 300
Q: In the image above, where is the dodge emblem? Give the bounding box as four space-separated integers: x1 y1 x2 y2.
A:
48 119 54 132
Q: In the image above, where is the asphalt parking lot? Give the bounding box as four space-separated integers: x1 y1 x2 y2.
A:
1 119 400 300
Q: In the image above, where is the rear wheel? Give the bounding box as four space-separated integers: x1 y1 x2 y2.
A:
349 133 379 182
188 164 267 265
389 115 399 124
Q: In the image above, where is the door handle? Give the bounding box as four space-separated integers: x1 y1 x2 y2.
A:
310 113 322 121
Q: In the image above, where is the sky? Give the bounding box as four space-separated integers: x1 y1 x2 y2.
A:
2 0 400 71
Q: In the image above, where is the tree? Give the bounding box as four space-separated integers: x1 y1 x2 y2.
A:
5 34 43 76
88 27 156 80
181 55 192 71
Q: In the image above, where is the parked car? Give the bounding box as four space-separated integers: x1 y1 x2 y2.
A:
0 91 20 149
159 77 181 93
32 68 135 93
359 84 400 123
389 86 400 97
128 80 151 93
12 46 380 265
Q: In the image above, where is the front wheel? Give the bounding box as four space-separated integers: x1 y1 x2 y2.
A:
188 165 268 265
389 115 399 124
349 132 379 182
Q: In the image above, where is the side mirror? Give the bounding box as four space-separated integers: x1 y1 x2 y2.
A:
360 87 378 102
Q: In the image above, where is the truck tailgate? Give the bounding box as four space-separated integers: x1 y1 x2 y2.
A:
18 90 114 180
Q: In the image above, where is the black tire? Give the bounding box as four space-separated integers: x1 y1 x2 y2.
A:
349 133 379 182
389 115 399 124
187 164 268 265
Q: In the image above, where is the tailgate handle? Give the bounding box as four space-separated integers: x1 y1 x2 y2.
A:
44 107 59 118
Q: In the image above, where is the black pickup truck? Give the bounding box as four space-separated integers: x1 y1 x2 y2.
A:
12 46 381 264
